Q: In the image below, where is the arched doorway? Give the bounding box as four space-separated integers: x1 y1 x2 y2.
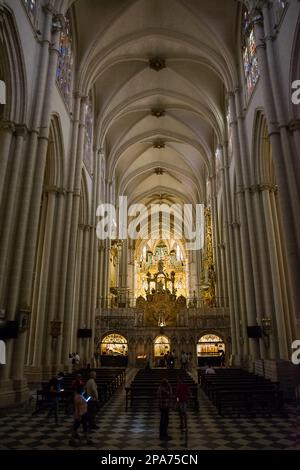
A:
100 333 128 367
154 335 170 367
197 334 225 367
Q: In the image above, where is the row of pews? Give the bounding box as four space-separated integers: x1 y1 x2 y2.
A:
34 368 125 415
199 368 284 417
125 368 198 411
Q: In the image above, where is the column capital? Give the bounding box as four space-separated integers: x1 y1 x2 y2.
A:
250 183 278 193
0 120 15 133
43 3 58 16
44 184 67 195
73 91 88 102
78 223 92 232
288 119 300 132
44 185 59 195
226 90 235 100
73 189 81 198
14 124 28 137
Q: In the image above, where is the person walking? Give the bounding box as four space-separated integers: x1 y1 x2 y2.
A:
47 372 64 423
70 385 93 446
157 378 172 440
86 370 99 429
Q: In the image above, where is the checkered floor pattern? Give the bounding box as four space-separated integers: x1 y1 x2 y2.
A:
0 384 298 450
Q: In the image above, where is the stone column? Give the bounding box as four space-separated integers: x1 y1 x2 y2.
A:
252 9 300 332
0 121 14 220
44 189 66 368
270 192 296 343
19 11 61 309
230 92 260 361
10 9 61 384
250 186 275 358
54 93 81 364
58 95 87 366
78 225 90 360
71 225 84 356
219 145 241 362
263 4 300 200
31 189 57 369
0 125 27 303
261 188 289 358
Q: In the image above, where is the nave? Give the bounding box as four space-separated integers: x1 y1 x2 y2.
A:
0 368 298 451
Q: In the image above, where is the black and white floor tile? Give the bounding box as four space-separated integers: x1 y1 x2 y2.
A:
0 386 298 450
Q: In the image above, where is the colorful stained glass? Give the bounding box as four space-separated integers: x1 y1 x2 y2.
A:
242 9 259 95
56 11 73 107
23 0 38 24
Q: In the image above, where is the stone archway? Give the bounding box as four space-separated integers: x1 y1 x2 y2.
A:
100 333 128 367
153 334 170 367
197 333 225 367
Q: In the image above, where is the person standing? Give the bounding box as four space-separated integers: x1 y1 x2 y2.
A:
74 352 80 370
70 385 93 446
86 371 99 429
180 351 188 369
176 376 189 432
219 350 225 367
47 372 64 423
157 378 172 440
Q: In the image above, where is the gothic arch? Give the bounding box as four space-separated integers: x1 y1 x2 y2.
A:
79 169 90 226
44 115 66 189
0 5 27 123
252 110 275 185
26 115 66 366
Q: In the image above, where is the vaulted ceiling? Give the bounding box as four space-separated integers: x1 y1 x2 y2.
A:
61 0 241 215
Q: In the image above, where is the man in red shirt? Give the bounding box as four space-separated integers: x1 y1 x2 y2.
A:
176 376 189 432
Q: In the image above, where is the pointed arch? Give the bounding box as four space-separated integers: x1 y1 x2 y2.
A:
79 168 90 226
44 114 66 189
252 110 275 185
0 5 27 122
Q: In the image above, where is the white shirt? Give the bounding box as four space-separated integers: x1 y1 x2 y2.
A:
86 378 98 400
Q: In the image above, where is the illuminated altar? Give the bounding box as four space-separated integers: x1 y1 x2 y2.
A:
135 241 187 299
135 259 187 327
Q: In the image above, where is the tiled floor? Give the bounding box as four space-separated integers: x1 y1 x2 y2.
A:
0 383 298 450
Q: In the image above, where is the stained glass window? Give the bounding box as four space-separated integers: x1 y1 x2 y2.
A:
56 11 73 107
242 8 259 96
83 91 94 174
23 0 38 24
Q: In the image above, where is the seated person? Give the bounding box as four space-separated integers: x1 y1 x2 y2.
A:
205 364 216 374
